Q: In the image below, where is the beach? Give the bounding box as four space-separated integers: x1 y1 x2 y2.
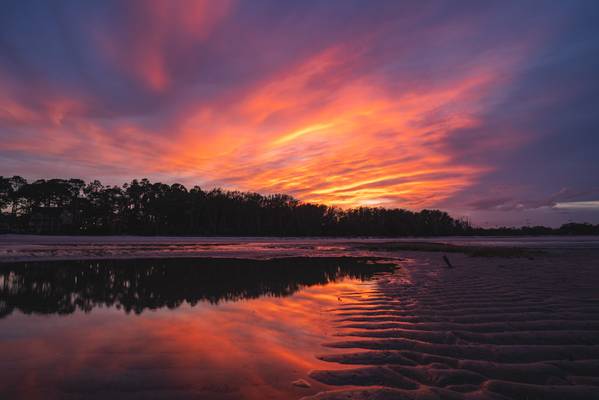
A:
1 236 598 399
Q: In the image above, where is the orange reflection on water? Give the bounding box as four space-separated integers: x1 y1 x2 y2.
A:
0 277 372 400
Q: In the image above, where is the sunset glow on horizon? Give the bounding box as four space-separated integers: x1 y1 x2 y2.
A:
1 0 598 226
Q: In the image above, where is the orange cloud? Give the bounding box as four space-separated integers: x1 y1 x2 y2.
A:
1 0 595 226
0 18 527 210
148 45 517 208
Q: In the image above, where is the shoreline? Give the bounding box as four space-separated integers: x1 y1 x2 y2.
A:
1 235 597 263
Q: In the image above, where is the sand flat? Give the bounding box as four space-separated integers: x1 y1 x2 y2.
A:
305 250 599 399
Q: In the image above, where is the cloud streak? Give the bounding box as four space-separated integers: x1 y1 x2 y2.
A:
0 1 598 225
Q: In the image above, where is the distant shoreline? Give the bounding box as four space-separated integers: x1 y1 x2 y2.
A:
1 235 597 263
2 232 599 238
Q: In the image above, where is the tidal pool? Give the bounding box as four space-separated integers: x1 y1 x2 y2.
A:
0 257 396 399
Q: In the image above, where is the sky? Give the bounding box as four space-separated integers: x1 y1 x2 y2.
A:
0 0 598 227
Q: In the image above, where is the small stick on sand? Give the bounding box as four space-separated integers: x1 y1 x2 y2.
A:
442 255 453 268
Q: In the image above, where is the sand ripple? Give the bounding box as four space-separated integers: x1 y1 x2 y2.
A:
305 251 599 399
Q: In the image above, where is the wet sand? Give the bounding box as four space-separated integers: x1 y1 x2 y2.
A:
304 250 599 399
1 234 597 263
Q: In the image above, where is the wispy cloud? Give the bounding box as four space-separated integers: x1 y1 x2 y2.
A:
555 201 599 210
0 1 598 225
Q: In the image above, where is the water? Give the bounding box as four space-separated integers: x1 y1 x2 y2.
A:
0 257 395 399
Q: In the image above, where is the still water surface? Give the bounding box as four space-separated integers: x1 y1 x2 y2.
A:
0 257 395 399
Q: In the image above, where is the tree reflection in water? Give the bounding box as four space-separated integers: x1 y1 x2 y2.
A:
0 257 395 318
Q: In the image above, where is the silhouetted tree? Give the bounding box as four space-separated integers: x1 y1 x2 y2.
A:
1 175 597 236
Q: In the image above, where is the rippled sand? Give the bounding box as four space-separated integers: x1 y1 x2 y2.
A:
304 250 599 400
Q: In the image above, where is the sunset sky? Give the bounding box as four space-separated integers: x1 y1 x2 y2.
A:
1 0 598 227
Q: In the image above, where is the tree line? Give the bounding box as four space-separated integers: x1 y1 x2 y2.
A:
0 175 597 236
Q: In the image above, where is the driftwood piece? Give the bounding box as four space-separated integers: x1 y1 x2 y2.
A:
442 255 454 268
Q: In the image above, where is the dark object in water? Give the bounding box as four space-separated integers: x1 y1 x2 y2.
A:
443 255 453 268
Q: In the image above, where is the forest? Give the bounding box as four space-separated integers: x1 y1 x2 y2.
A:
1 176 597 236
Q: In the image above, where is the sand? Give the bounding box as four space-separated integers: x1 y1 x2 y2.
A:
303 250 599 400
